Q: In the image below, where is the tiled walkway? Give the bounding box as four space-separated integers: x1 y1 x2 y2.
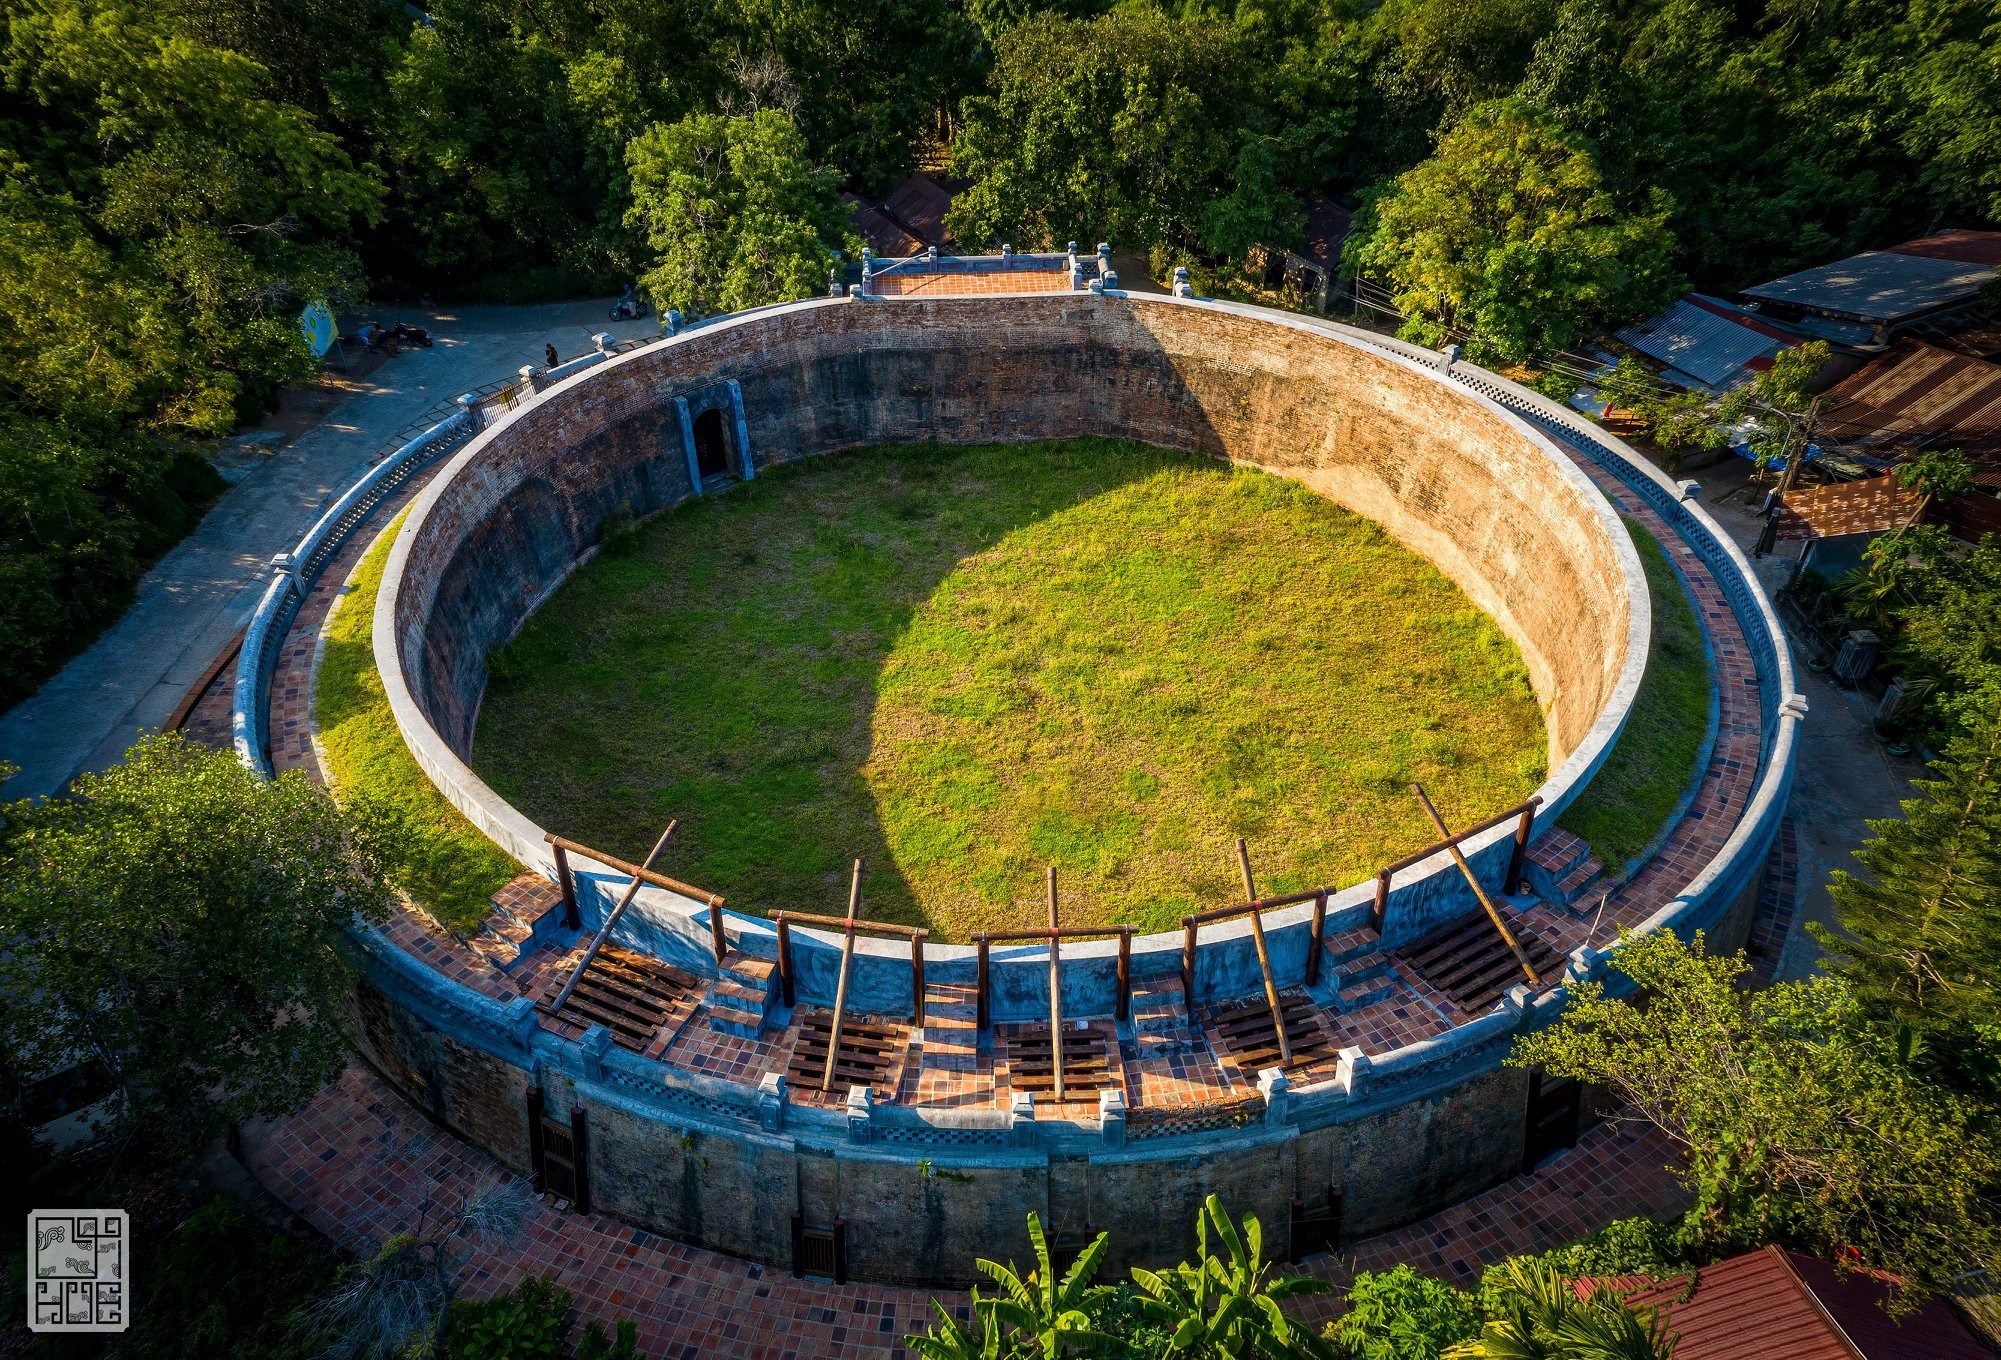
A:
240 1065 1687 1357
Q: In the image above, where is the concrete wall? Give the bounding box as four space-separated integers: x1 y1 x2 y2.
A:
373 293 1650 985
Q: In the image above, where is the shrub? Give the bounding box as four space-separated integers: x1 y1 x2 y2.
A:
1332 1264 1480 1359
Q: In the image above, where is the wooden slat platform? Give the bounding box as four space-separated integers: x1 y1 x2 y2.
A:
785 1009 908 1093
1206 991 1334 1073
540 944 700 1052
1397 912 1562 1013
1002 1024 1118 1099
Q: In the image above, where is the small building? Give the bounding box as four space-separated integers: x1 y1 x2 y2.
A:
845 172 956 258
1743 230 2001 351
1615 293 1801 392
1586 1246 1992 1360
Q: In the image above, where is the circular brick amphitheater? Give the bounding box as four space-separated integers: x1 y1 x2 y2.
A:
241 267 1800 1288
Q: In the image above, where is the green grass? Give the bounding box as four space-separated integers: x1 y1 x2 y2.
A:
318 509 520 932
469 438 1546 940
1557 519 1713 872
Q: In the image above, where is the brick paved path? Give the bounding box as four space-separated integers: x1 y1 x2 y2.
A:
240 1065 1687 1357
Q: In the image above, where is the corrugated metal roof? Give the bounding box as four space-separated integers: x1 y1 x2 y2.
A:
1746 251 1999 325
1820 339 2001 456
1616 295 1792 389
1776 475 1922 541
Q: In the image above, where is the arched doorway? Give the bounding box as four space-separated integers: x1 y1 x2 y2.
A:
692 408 729 479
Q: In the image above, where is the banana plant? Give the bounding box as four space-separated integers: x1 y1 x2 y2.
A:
908 1293 1005 1360
1130 1194 1333 1358
978 1212 1116 1359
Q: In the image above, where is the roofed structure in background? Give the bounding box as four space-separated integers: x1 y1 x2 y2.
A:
1775 474 1921 542
1584 1246 1991 1360
845 173 956 258
1819 339 2001 458
1744 230 2001 346
1616 293 1799 390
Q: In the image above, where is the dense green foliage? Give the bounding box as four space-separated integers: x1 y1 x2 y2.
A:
1557 521 1710 872
1331 1265 1480 1359
0 733 391 1144
1514 930 2001 1305
443 1275 638 1360
121 1197 333 1360
317 510 520 933
470 439 1545 939
1445 1259 1673 1359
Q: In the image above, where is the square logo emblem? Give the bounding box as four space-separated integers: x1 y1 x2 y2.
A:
27 1210 128 1333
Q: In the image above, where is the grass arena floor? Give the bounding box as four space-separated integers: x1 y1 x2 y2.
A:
465 438 1548 939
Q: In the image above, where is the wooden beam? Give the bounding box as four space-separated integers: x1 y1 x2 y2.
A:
1048 867 1065 1104
550 821 677 1015
1411 785 1539 987
1237 838 1292 1068
821 859 864 1093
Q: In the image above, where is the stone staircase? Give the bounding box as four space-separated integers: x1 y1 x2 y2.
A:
1126 975 1204 1059
1331 955 1400 1012
469 875 569 973
704 951 781 1038
1525 828 1606 911
919 981 982 1069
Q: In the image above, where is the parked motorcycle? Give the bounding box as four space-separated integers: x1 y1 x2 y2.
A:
609 287 651 321
391 321 435 348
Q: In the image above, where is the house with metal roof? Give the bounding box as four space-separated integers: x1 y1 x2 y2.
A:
1616 293 1800 391
1743 230 2001 350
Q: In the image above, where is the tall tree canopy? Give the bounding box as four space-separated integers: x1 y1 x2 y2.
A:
626 110 852 317
0 735 392 1143
1343 99 1679 362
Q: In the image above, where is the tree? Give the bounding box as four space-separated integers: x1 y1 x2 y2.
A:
0 734 393 1145
945 10 1303 261
1893 447 1977 528
1819 682 2001 1078
1511 930 2001 1305
1446 1258 1673 1359
625 110 852 319
1716 341 1829 476
1333 1264 1479 1359
1343 100 1679 363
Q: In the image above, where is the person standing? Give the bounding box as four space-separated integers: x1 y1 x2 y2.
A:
544 342 559 368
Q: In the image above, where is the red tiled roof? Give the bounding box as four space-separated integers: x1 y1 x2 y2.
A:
1889 230 2001 266
1586 1247 1991 1360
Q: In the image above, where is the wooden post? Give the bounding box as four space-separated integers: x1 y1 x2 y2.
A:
1237 838 1292 1068
526 1086 547 1192
976 935 991 1032
1047 867 1065 1104
822 859 864 1092
552 843 579 929
1181 917 1198 1010
911 930 928 1027
709 898 727 964
551 821 676 1015
775 915 795 1007
1372 869 1391 934
1305 890 1327 987
1116 927 1133 1022
1507 804 1535 894
569 1104 591 1215
1411 784 1539 986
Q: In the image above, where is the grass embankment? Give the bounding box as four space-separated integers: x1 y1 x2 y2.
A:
1557 519 1712 872
471 438 1547 940
317 510 518 933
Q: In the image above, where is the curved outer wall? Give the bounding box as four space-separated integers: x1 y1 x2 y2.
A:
330 293 1800 1285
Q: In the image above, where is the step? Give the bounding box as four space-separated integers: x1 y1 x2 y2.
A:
1551 855 1606 909
471 875 569 971
1332 960 1398 1013
1523 829 1595 903
704 953 781 1036
1321 923 1383 970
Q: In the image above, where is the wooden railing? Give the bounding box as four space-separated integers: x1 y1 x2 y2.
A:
1369 796 1540 933
771 892 930 1028
546 832 728 962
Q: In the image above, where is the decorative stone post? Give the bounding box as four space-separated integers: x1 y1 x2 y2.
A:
1502 983 1534 1030
1098 1088 1126 1148
519 363 543 393
1679 479 1703 502
664 309 684 336
1440 344 1462 372
592 331 614 356
757 1073 788 1131
1102 270 1119 291
456 393 483 431
1336 1045 1371 1100
1096 242 1112 278
507 995 540 1047
1172 267 1192 297
846 1084 873 1143
1000 243 1014 258
580 1025 613 1081
1009 1090 1037 1147
1564 944 1602 987
1257 1067 1291 1126
269 552 299 590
